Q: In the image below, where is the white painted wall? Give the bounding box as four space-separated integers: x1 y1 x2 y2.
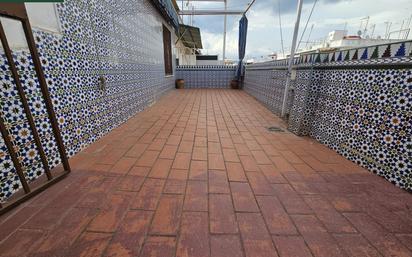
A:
1 3 61 50
176 41 196 65
0 17 28 49
196 59 223 65
25 3 61 33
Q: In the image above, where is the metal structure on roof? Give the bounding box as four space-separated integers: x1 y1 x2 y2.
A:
177 0 256 62
178 9 244 15
178 24 203 49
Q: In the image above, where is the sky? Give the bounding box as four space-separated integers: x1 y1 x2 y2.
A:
177 0 412 60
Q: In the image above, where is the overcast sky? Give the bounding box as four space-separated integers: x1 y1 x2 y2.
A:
177 0 412 60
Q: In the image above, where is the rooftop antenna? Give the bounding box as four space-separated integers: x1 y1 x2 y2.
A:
384 21 392 39
359 16 369 37
399 19 405 38
305 23 314 48
296 0 318 51
407 14 412 39
277 0 285 58
370 24 376 38
407 14 412 29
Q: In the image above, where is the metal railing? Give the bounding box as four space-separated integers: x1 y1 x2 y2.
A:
0 3 70 214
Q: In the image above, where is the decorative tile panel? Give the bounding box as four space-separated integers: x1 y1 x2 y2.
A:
0 0 175 202
176 65 236 88
243 66 293 116
246 41 412 191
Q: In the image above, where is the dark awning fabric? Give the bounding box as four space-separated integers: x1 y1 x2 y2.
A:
237 15 248 80
178 24 203 49
151 0 179 31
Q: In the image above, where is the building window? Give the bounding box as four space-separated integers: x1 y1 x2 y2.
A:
162 25 173 75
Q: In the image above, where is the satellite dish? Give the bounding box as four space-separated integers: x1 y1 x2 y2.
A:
357 30 362 36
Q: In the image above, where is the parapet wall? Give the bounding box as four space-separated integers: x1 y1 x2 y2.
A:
176 65 236 88
245 41 412 191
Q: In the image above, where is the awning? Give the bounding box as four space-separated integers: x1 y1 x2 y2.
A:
151 0 179 31
178 24 203 49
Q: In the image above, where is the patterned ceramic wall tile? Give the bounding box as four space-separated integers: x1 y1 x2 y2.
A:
0 0 175 203
176 65 236 88
243 66 293 116
0 135 22 201
246 41 412 191
293 67 412 190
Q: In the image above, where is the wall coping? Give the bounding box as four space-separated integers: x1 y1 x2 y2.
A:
246 40 412 69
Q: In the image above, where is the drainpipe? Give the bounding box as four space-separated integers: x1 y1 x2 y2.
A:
281 0 303 118
223 0 227 64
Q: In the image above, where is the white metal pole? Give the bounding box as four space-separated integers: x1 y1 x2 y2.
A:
223 0 227 64
281 0 303 117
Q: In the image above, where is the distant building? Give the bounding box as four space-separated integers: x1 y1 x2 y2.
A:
268 52 277 60
175 24 202 65
196 55 222 65
298 30 405 54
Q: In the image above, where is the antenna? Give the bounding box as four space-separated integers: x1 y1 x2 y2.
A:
359 16 369 37
399 20 405 38
370 24 376 38
384 21 392 39
305 24 314 48
277 0 285 58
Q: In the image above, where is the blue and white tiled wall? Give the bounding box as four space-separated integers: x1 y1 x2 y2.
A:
0 0 175 202
176 65 236 88
245 41 412 191
243 63 293 115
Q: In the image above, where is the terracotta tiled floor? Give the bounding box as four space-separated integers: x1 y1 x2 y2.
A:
1 89 412 257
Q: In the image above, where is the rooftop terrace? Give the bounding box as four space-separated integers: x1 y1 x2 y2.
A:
1 89 411 257
0 1 411 257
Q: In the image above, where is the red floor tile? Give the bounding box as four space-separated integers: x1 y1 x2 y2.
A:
150 194 183 235
184 180 208 212
272 235 313 257
230 182 259 212
140 236 176 257
237 213 279 257
256 196 297 235
209 194 238 234
211 235 243 257
64 232 112 257
176 212 209 257
103 210 152 257
1 89 411 257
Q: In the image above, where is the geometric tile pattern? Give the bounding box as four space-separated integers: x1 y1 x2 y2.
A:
289 67 411 191
176 65 236 88
243 64 293 115
246 40 412 191
0 0 175 203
